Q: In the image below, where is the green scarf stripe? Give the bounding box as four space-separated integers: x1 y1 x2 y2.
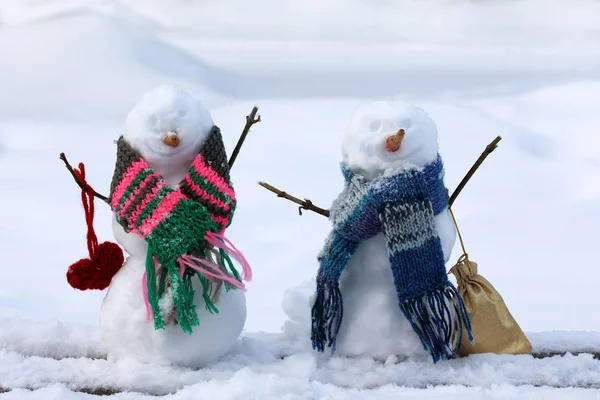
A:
167 264 199 333
135 185 172 229
183 269 195 300
150 200 221 261
145 250 165 330
115 168 153 214
157 267 168 299
188 167 236 210
198 275 219 314
188 166 235 209
220 249 241 282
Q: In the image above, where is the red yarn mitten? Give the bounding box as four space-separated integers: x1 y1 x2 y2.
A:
66 162 124 290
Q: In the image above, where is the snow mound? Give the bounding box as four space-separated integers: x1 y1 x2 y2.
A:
0 316 103 360
0 11 224 122
118 0 600 46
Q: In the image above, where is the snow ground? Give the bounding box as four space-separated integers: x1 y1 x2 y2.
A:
1 0 600 398
2 316 600 398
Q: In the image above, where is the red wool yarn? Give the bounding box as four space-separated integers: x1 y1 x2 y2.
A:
66 162 124 291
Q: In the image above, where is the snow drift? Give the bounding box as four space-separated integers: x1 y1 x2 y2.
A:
0 11 225 123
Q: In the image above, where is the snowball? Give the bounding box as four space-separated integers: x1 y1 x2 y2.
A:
342 101 440 180
123 85 214 170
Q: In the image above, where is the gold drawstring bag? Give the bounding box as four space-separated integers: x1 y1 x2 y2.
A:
448 209 532 356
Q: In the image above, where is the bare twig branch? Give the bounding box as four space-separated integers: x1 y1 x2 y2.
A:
448 135 502 208
259 136 502 219
228 106 261 169
59 153 109 202
258 182 330 218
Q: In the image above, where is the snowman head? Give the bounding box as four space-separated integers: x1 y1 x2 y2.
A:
123 85 214 167
341 101 440 180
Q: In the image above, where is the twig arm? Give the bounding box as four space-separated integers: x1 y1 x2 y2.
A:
228 106 261 169
259 136 502 218
449 136 502 208
258 182 330 218
59 153 109 202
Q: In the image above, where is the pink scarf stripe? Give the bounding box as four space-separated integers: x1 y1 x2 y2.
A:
127 182 169 237
117 174 158 219
182 254 243 287
205 231 252 281
192 156 236 200
141 271 151 322
211 214 231 230
178 255 246 290
138 191 187 237
111 160 150 209
183 174 232 213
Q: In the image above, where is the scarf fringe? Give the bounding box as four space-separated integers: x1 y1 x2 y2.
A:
217 249 240 292
178 254 245 290
142 249 199 333
311 278 344 353
198 275 220 314
399 283 473 363
205 231 252 281
140 233 251 334
143 252 165 330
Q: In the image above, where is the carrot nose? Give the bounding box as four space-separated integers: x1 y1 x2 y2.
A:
385 129 405 152
163 134 180 148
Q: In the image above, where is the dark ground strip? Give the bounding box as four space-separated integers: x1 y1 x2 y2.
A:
2 382 600 397
77 387 128 396
0 386 169 397
532 351 600 360
9 351 600 362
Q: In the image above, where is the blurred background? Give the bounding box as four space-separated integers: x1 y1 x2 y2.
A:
0 0 599 335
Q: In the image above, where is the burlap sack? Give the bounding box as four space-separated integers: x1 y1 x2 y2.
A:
449 254 532 356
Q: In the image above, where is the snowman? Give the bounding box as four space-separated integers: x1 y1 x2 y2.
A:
284 100 472 363
98 85 252 367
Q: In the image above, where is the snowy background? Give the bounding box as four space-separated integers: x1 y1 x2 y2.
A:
1 0 600 398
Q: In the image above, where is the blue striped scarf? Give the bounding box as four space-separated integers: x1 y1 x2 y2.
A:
311 155 473 363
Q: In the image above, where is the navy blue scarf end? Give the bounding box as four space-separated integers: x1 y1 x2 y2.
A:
399 283 474 363
311 277 344 353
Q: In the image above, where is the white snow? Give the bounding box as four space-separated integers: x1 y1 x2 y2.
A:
1 0 600 398
2 317 600 398
0 11 222 124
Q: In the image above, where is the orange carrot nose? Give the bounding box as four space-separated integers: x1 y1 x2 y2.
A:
385 129 405 152
163 134 180 148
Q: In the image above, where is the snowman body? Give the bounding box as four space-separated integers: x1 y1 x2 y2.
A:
334 215 455 361
99 85 246 367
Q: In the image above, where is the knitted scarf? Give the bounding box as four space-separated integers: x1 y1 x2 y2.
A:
108 126 252 334
311 155 473 363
